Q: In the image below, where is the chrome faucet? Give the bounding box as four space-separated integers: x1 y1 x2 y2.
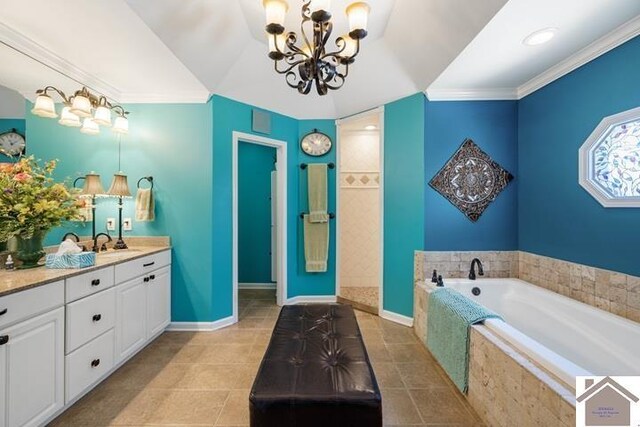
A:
93 233 112 253
469 258 484 280
61 232 87 251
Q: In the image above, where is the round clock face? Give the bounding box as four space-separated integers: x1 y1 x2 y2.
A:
0 131 25 156
301 132 332 157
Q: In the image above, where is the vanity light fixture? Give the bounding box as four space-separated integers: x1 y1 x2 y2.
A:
263 0 371 95
31 86 129 135
522 28 557 46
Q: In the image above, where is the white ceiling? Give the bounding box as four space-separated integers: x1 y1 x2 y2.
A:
0 0 638 119
0 83 25 118
428 0 640 99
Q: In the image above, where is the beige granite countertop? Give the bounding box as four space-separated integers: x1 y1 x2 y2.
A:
0 246 171 297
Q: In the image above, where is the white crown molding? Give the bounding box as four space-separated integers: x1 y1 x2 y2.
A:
380 310 414 327
518 14 640 99
118 91 210 104
0 21 122 101
285 295 337 305
425 88 518 101
167 315 235 331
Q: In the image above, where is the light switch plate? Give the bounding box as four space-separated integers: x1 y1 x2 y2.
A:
123 218 132 231
106 218 116 231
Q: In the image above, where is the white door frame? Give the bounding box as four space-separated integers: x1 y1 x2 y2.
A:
232 131 288 323
334 107 385 315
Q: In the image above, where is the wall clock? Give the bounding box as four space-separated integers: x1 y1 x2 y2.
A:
301 129 332 157
0 128 26 156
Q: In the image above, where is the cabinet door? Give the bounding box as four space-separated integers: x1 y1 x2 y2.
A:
115 277 147 364
146 266 171 338
0 307 64 427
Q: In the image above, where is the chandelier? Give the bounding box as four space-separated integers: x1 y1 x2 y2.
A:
263 0 370 95
31 86 129 135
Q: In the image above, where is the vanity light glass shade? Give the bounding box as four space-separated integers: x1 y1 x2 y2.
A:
93 105 112 127
340 35 358 57
268 33 287 53
31 94 58 118
80 172 105 197
263 0 288 26
346 2 370 32
70 94 92 118
58 106 81 127
107 172 132 198
80 117 100 135
112 115 129 135
309 0 330 14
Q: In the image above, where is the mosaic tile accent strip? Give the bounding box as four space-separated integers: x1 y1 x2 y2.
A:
429 139 513 222
340 172 380 188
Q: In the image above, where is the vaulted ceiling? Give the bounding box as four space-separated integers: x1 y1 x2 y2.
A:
0 0 638 119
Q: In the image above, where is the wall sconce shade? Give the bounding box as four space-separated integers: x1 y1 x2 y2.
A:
80 117 100 135
263 0 288 29
112 115 129 134
70 93 92 118
31 94 58 118
93 105 112 127
80 172 105 198
58 106 81 127
107 172 132 198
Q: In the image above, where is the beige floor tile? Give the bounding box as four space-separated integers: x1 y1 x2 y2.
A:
409 388 478 424
147 390 228 425
387 343 432 363
215 389 251 426
395 362 450 389
382 388 424 425
196 344 255 364
187 364 258 390
373 362 405 388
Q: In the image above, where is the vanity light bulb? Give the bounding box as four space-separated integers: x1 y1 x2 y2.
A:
112 116 129 135
58 106 81 127
93 105 112 127
31 94 58 118
80 117 100 135
70 94 92 118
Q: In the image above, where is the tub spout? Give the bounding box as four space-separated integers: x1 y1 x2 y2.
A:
469 258 484 280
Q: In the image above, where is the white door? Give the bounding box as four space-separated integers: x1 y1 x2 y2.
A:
0 307 64 427
146 266 171 338
115 277 147 363
270 170 277 283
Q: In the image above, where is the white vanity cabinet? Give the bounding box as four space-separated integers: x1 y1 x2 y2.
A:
0 281 65 427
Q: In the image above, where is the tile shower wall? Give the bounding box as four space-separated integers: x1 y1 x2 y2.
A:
339 130 381 310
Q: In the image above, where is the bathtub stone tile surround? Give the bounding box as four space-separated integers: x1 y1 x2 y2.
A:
414 250 518 282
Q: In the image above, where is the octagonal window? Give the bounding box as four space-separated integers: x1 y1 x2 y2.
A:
579 106 640 207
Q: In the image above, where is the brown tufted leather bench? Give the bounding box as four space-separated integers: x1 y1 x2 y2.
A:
249 304 382 427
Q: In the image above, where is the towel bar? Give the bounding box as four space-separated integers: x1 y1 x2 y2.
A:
300 162 335 170
299 212 335 219
137 176 154 189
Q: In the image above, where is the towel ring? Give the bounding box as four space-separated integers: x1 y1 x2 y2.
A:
137 176 154 189
300 162 335 170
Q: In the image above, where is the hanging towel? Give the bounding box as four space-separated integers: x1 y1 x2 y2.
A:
307 163 329 223
303 214 329 272
135 188 155 222
426 288 502 393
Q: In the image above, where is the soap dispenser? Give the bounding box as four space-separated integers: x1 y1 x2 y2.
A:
5 254 14 270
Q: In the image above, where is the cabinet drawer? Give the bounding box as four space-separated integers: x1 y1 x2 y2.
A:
66 288 116 354
66 266 115 303
65 329 115 403
0 280 64 330
115 250 171 284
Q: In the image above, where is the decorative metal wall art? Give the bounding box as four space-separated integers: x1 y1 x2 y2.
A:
429 139 513 222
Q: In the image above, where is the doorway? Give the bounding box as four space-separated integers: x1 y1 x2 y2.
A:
335 108 384 315
232 132 288 324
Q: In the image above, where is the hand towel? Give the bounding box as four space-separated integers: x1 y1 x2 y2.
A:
135 188 155 222
303 214 329 272
307 163 329 223
73 197 92 222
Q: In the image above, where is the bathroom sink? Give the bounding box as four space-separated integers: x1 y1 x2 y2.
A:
97 249 142 258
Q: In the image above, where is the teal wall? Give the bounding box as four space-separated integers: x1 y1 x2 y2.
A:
238 142 276 284
0 118 26 162
26 102 214 322
383 93 426 317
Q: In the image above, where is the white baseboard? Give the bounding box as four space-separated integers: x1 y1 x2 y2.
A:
239 282 276 289
380 310 414 327
285 295 337 305
167 315 236 331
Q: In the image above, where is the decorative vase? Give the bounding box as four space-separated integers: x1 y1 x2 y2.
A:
15 231 46 269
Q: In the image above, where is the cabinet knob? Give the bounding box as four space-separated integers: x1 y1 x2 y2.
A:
0 335 8 345
0 308 6 316
91 279 101 286
144 277 150 283
150 274 156 280
91 359 101 368
92 314 102 322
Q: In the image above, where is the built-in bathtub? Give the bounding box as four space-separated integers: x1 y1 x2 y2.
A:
444 278 640 386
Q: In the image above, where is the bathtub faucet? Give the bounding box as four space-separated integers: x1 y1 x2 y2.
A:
469 258 484 280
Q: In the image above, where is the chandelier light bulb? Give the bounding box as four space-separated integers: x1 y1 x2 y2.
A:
309 0 331 21
346 2 370 39
268 33 287 59
112 115 129 135
80 117 100 135
339 34 358 59
58 106 81 127
70 93 93 118
31 93 58 118
93 105 113 127
263 0 288 33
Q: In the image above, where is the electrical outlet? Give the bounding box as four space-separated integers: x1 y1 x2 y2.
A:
123 218 132 231
106 218 116 231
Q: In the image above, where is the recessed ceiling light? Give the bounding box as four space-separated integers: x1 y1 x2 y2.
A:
365 125 377 130
523 28 558 46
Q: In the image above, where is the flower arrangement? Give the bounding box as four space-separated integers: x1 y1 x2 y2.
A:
0 156 80 242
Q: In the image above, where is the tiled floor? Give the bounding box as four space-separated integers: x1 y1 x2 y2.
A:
51 289 482 426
